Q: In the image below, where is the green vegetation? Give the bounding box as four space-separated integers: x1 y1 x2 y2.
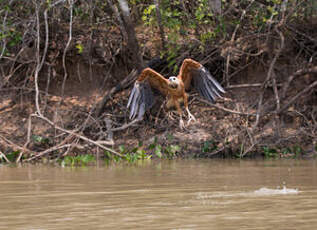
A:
201 140 218 153
61 155 96 167
0 150 20 163
104 135 181 164
263 146 279 158
32 135 51 145
262 145 304 159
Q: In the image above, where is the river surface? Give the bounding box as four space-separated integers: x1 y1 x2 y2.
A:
0 159 316 229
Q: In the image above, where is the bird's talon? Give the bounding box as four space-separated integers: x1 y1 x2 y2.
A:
179 119 185 129
187 114 196 125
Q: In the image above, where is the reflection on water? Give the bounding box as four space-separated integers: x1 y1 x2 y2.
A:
0 159 316 230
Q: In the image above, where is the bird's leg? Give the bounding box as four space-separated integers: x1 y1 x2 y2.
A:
175 100 185 129
186 107 196 125
184 93 196 125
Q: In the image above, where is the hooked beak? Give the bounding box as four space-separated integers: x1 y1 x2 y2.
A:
168 81 178 89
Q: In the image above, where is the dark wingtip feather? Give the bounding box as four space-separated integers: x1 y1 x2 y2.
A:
201 67 225 93
193 66 225 104
127 81 155 120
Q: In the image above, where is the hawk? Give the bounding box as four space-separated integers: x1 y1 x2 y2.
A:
127 58 225 129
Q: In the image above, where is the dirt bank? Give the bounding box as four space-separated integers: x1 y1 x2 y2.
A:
0 1 316 162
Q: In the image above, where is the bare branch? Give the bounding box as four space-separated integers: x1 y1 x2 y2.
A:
109 119 140 132
197 98 256 116
282 66 317 98
0 0 14 59
0 151 11 164
278 80 317 114
61 0 74 100
34 1 42 115
95 69 137 116
30 113 122 157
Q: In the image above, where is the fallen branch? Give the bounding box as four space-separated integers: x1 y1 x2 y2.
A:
197 98 256 116
30 113 122 158
27 144 72 161
206 146 225 157
0 134 30 153
226 83 263 89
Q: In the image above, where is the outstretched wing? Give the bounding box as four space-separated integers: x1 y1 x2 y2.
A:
179 58 225 103
127 68 169 120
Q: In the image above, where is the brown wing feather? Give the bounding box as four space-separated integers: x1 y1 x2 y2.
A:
137 67 169 95
178 58 225 103
178 58 202 90
127 68 169 120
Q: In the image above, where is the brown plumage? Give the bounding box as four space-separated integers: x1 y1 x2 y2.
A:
127 58 225 128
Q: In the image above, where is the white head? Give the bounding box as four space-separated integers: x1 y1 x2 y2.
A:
168 76 179 89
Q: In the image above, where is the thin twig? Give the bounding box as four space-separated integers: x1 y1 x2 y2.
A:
253 18 285 129
51 0 66 7
109 119 140 132
95 69 137 116
278 80 317 114
16 116 32 163
0 134 30 153
0 0 14 59
224 0 255 86
197 98 256 116
226 83 263 89
282 66 317 98
0 151 11 164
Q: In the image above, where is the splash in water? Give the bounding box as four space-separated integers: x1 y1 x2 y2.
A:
196 186 299 200
254 186 299 195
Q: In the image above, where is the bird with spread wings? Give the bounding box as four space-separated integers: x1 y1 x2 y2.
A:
127 58 225 129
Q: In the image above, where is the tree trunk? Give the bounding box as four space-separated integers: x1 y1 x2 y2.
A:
118 0 144 71
154 0 166 52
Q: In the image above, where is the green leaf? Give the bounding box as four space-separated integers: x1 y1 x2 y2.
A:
131 147 138 153
136 149 146 155
170 145 180 153
76 43 84 54
155 145 162 158
119 145 126 153
148 143 156 150
32 135 49 144
104 151 112 159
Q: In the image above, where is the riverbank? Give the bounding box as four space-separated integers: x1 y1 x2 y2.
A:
0 1 316 163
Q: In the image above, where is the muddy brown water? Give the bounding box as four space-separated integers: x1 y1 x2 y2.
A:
0 159 316 230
